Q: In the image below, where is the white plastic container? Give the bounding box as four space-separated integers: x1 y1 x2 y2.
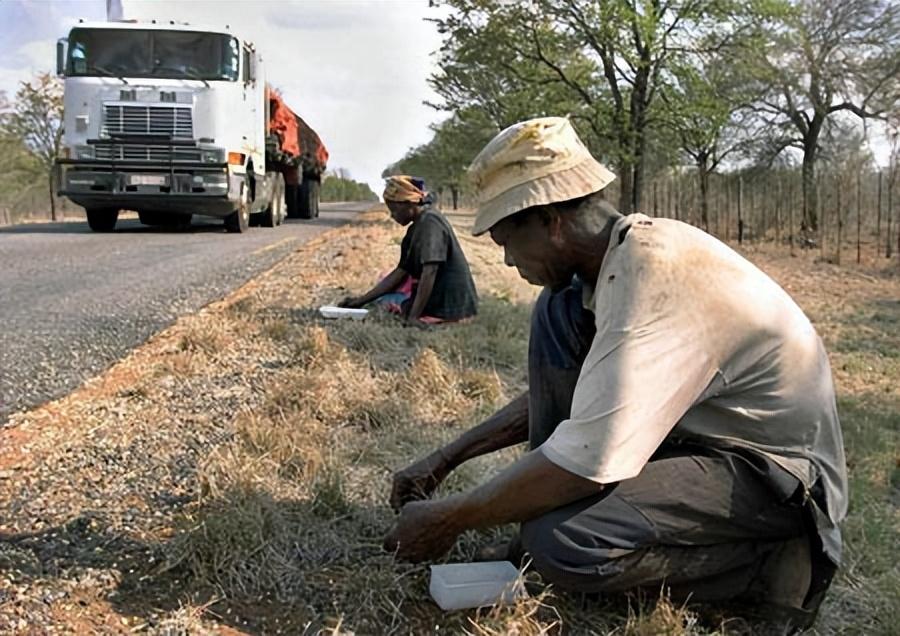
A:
429 561 527 611
318 305 369 320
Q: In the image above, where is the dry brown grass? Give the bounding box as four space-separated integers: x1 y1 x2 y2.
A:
1 205 897 634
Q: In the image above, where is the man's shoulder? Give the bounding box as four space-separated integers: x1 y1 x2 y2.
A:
614 215 729 265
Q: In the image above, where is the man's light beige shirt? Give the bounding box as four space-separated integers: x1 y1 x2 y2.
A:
541 213 848 558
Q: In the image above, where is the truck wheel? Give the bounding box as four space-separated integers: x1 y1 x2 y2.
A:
86 208 119 232
310 178 320 219
297 179 313 219
298 177 320 219
284 184 299 219
225 181 251 233
261 175 285 228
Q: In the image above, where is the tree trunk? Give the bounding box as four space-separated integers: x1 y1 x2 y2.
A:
800 117 824 233
629 63 650 214
698 156 710 232
48 168 57 222
801 152 817 233
617 158 634 214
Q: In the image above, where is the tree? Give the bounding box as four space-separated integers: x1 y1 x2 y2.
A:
383 108 497 208
429 3 587 131
431 0 770 214
320 169 378 203
661 56 755 231
0 73 64 221
742 0 900 233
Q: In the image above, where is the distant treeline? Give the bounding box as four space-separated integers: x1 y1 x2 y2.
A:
0 73 68 225
385 0 900 262
320 170 379 203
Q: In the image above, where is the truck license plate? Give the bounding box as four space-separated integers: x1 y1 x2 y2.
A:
129 175 168 186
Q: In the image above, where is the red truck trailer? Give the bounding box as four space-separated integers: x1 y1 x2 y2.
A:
267 87 329 219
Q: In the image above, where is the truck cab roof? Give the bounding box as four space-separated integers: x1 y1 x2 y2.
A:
69 20 237 39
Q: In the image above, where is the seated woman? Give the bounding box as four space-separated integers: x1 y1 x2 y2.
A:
339 175 478 324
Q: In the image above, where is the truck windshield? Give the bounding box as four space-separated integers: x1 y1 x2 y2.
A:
66 28 239 81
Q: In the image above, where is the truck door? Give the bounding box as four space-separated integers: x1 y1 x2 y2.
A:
241 45 263 179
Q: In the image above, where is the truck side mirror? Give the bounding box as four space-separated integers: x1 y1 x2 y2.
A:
56 39 68 76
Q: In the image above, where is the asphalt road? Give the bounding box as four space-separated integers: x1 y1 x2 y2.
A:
0 202 373 424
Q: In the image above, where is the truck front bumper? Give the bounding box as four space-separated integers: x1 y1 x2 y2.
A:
56 158 240 218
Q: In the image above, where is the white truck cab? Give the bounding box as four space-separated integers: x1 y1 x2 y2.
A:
56 20 285 232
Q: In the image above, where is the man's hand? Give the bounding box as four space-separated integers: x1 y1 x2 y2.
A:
383 499 462 562
390 450 452 512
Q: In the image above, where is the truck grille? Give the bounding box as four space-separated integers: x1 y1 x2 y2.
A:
102 105 193 138
94 145 202 162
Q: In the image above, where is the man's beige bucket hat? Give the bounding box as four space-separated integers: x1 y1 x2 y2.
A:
468 116 616 236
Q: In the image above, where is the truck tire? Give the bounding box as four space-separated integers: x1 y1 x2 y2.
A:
261 174 285 227
297 177 320 219
86 208 119 232
284 183 299 219
310 178 320 219
225 180 251 233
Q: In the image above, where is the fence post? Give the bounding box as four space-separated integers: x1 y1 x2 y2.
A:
836 181 844 265
888 175 894 259
725 176 731 242
788 175 795 256
877 170 883 257
665 177 672 219
775 174 782 246
856 168 862 265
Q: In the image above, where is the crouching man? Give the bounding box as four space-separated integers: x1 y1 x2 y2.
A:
383 117 847 630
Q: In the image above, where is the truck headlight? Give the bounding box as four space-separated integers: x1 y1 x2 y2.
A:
75 145 94 159
200 148 225 164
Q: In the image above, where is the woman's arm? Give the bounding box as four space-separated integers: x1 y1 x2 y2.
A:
405 263 438 321
340 267 408 308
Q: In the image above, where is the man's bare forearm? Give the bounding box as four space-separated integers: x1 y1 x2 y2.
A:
439 392 529 470
446 450 603 531
384 450 606 561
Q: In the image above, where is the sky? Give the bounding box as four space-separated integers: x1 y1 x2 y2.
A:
1 0 892 182
0 0 451 193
